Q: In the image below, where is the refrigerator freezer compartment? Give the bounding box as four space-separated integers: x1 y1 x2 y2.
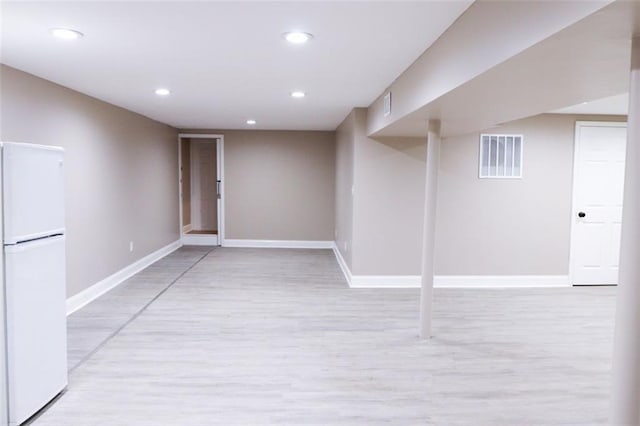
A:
2 142 65 244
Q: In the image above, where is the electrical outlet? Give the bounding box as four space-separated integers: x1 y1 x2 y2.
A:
129 241 134 252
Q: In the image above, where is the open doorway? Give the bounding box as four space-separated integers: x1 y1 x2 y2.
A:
179 134 224 246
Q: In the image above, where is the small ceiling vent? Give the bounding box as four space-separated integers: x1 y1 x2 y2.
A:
383 92 392 117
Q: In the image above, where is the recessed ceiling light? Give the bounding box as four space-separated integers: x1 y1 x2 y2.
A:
50 28 84 40
246 119 257 125
291 91 306 98
283 32 313 44
155 88 171 96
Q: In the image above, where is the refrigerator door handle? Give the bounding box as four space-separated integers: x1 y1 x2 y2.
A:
4 235 65 253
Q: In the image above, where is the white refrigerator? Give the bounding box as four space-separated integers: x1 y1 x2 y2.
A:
0 142 68 426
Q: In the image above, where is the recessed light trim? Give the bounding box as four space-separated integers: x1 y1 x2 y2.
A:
291 91 306 98
246 119 257 125
154 88 171 96
50 28 84 40
283 31 313 44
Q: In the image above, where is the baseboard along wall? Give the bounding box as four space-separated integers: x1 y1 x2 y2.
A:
332 243 352 285
224 239 334 249
65 240 183 315
66 239 570 317
435 275 569 288
332 243 569 289
182 233 218 246
67 239 332 316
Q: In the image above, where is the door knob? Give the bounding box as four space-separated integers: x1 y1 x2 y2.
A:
578 212 586 218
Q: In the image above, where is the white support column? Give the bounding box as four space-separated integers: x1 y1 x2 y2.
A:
611 35 640 425
419 120 441 339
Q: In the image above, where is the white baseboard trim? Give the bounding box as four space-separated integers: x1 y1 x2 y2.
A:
182 224 193 233
331 242 419 288
223 239 333 249
434 275 570 288
65 239 183 316
182 234 218 246
330 247 570 289
332 243 352 286
346 275 570 289
346 275 571 289
351 275 421 288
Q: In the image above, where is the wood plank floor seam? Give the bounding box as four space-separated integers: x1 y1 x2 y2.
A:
67 246 214 373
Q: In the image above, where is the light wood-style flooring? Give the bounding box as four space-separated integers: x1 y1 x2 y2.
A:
33 247 616 425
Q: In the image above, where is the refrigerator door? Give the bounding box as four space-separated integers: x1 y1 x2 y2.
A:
0 187 6 426
4 235 67 426
2 142 65 244
0 147 6 426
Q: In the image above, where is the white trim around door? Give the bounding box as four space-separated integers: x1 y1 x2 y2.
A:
217 136 225 245
178 133 225 247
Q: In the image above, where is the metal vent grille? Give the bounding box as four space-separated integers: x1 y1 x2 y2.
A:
479 134 523 178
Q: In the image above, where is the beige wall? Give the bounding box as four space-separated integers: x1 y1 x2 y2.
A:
181 130 336 241
342 111 626 278
335 108 427 276
181 138 191 227
435 113 627 275
0 65 180 297
334 112 355 269
351 109 426 275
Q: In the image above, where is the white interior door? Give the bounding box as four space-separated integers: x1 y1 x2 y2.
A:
571 122 627 285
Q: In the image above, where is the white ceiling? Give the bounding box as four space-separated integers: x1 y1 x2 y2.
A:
372 0 636 138
0 1 473 131
551 93 629 115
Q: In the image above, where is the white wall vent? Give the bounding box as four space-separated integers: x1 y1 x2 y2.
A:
479 134 523 178
383 92 391 117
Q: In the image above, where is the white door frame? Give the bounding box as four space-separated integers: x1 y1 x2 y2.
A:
568 121 627 285
178 133 225 246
